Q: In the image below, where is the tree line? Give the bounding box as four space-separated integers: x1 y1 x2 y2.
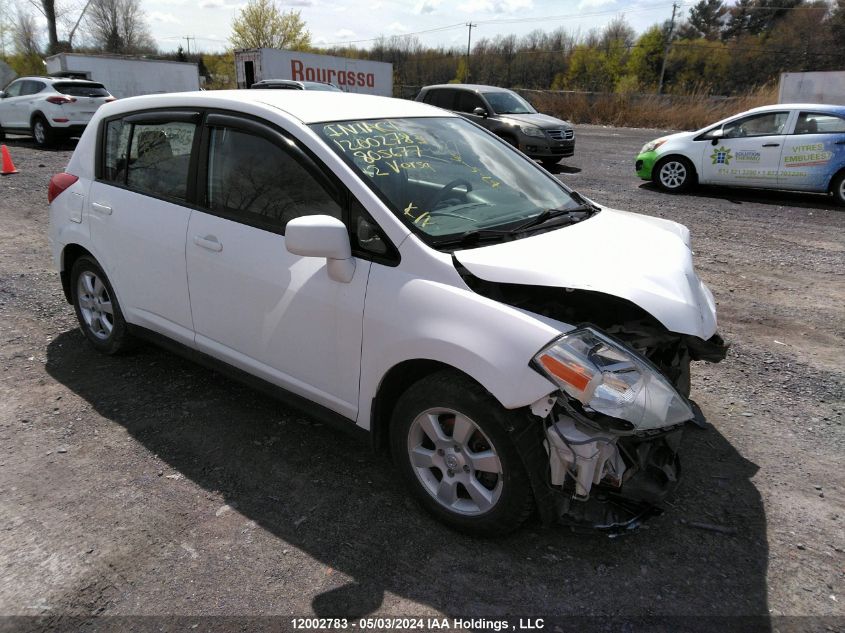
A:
325 0 845 96
1 0 843 97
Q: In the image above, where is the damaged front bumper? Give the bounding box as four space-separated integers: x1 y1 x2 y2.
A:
546 411 683 531
518 324 727 532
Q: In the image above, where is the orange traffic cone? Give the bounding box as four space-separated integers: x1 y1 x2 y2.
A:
1 145 18 175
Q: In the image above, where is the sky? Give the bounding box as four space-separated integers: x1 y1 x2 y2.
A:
141 0 690 54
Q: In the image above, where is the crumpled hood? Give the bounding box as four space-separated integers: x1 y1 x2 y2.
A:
454 208 718 339
500 112 572 129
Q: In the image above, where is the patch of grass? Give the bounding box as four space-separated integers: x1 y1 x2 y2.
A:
522 85 778 131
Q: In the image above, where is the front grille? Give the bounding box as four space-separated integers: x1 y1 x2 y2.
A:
548 129 574 141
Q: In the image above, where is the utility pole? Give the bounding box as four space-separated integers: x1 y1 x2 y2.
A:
465 22 476 83
183 36 196 55
657 2 678 95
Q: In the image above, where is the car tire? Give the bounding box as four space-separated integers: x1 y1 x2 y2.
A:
32 114 56 148
389 370 534 536
0 124 5 142
70 256 133 354
832 171 845 207
653 156 695 192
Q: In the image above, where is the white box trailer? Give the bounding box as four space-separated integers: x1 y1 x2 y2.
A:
235 48 393 97
779 71 845 105
45 53 200 99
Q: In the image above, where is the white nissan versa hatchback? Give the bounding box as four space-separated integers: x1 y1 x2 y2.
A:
48 90 727 535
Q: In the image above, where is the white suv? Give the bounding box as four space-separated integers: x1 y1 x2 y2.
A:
48 90 727 535
0 76 114 147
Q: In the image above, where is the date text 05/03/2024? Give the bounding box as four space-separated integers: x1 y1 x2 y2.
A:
291 617 546 630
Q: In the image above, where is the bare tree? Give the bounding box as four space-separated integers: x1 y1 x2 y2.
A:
14 9 40 55
85 0 154 53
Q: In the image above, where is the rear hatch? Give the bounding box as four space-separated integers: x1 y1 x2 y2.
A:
52 82 113 123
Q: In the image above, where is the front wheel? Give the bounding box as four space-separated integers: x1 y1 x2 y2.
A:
70 256 133 354
390 370 534 536
653 156 695 192
832 171 845 207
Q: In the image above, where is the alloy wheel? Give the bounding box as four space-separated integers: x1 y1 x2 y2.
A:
407 408 503 516
76 271 114 340
659 160 687 189
33 120 46 145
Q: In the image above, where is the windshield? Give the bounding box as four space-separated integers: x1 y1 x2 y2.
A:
482 91 536 115
311 117 582 244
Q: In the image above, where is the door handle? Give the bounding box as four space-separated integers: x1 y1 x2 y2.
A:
91 202 112 215
762 143 780 147
836 140 845 145
193 234 223 252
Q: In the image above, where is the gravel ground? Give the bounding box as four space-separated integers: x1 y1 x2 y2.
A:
0 126 843 632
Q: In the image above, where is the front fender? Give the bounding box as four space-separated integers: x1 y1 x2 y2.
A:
356 266 567 429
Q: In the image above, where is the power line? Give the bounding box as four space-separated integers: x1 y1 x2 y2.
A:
322 2 676 47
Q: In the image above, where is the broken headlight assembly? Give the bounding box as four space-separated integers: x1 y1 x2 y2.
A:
532 326 694 432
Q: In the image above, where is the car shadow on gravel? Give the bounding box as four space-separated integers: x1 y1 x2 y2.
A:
638 182 841 211
0 135 78 151
45 330 772 627
545 163 582 175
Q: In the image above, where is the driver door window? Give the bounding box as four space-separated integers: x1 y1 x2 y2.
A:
723 112 789 139
205 126 341 234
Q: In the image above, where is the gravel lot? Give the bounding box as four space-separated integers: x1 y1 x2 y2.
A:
0 126 842 632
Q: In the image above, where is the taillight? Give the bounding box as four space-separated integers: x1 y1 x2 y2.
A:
46 95 76 105
48 173 79 203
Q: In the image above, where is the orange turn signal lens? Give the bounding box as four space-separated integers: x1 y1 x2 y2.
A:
539 354 593 392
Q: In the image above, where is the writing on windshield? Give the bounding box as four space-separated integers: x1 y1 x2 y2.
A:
312 117 573 240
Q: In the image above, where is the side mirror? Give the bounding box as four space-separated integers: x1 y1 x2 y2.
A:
0 91 6 99
710 127 724 145
473 107 488 118
285 215 355 283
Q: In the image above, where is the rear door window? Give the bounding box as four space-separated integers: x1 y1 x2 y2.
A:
126 122 196 200
424 89 457 110
100 114 198 202
793 112 845 134
23 81 46 95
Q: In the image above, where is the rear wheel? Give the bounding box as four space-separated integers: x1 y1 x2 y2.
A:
653 156 695 192
832 171 845 207
32 115 56 148
70 256 133 354
390 370 533 536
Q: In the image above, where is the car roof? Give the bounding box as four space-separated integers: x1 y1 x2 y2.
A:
16 76 101 84
101 90 453 124
421 84 515 93
744 103 845 115
254 79 302 86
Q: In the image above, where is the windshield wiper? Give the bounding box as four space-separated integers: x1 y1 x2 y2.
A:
433 193 600 249
504 200 598 235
